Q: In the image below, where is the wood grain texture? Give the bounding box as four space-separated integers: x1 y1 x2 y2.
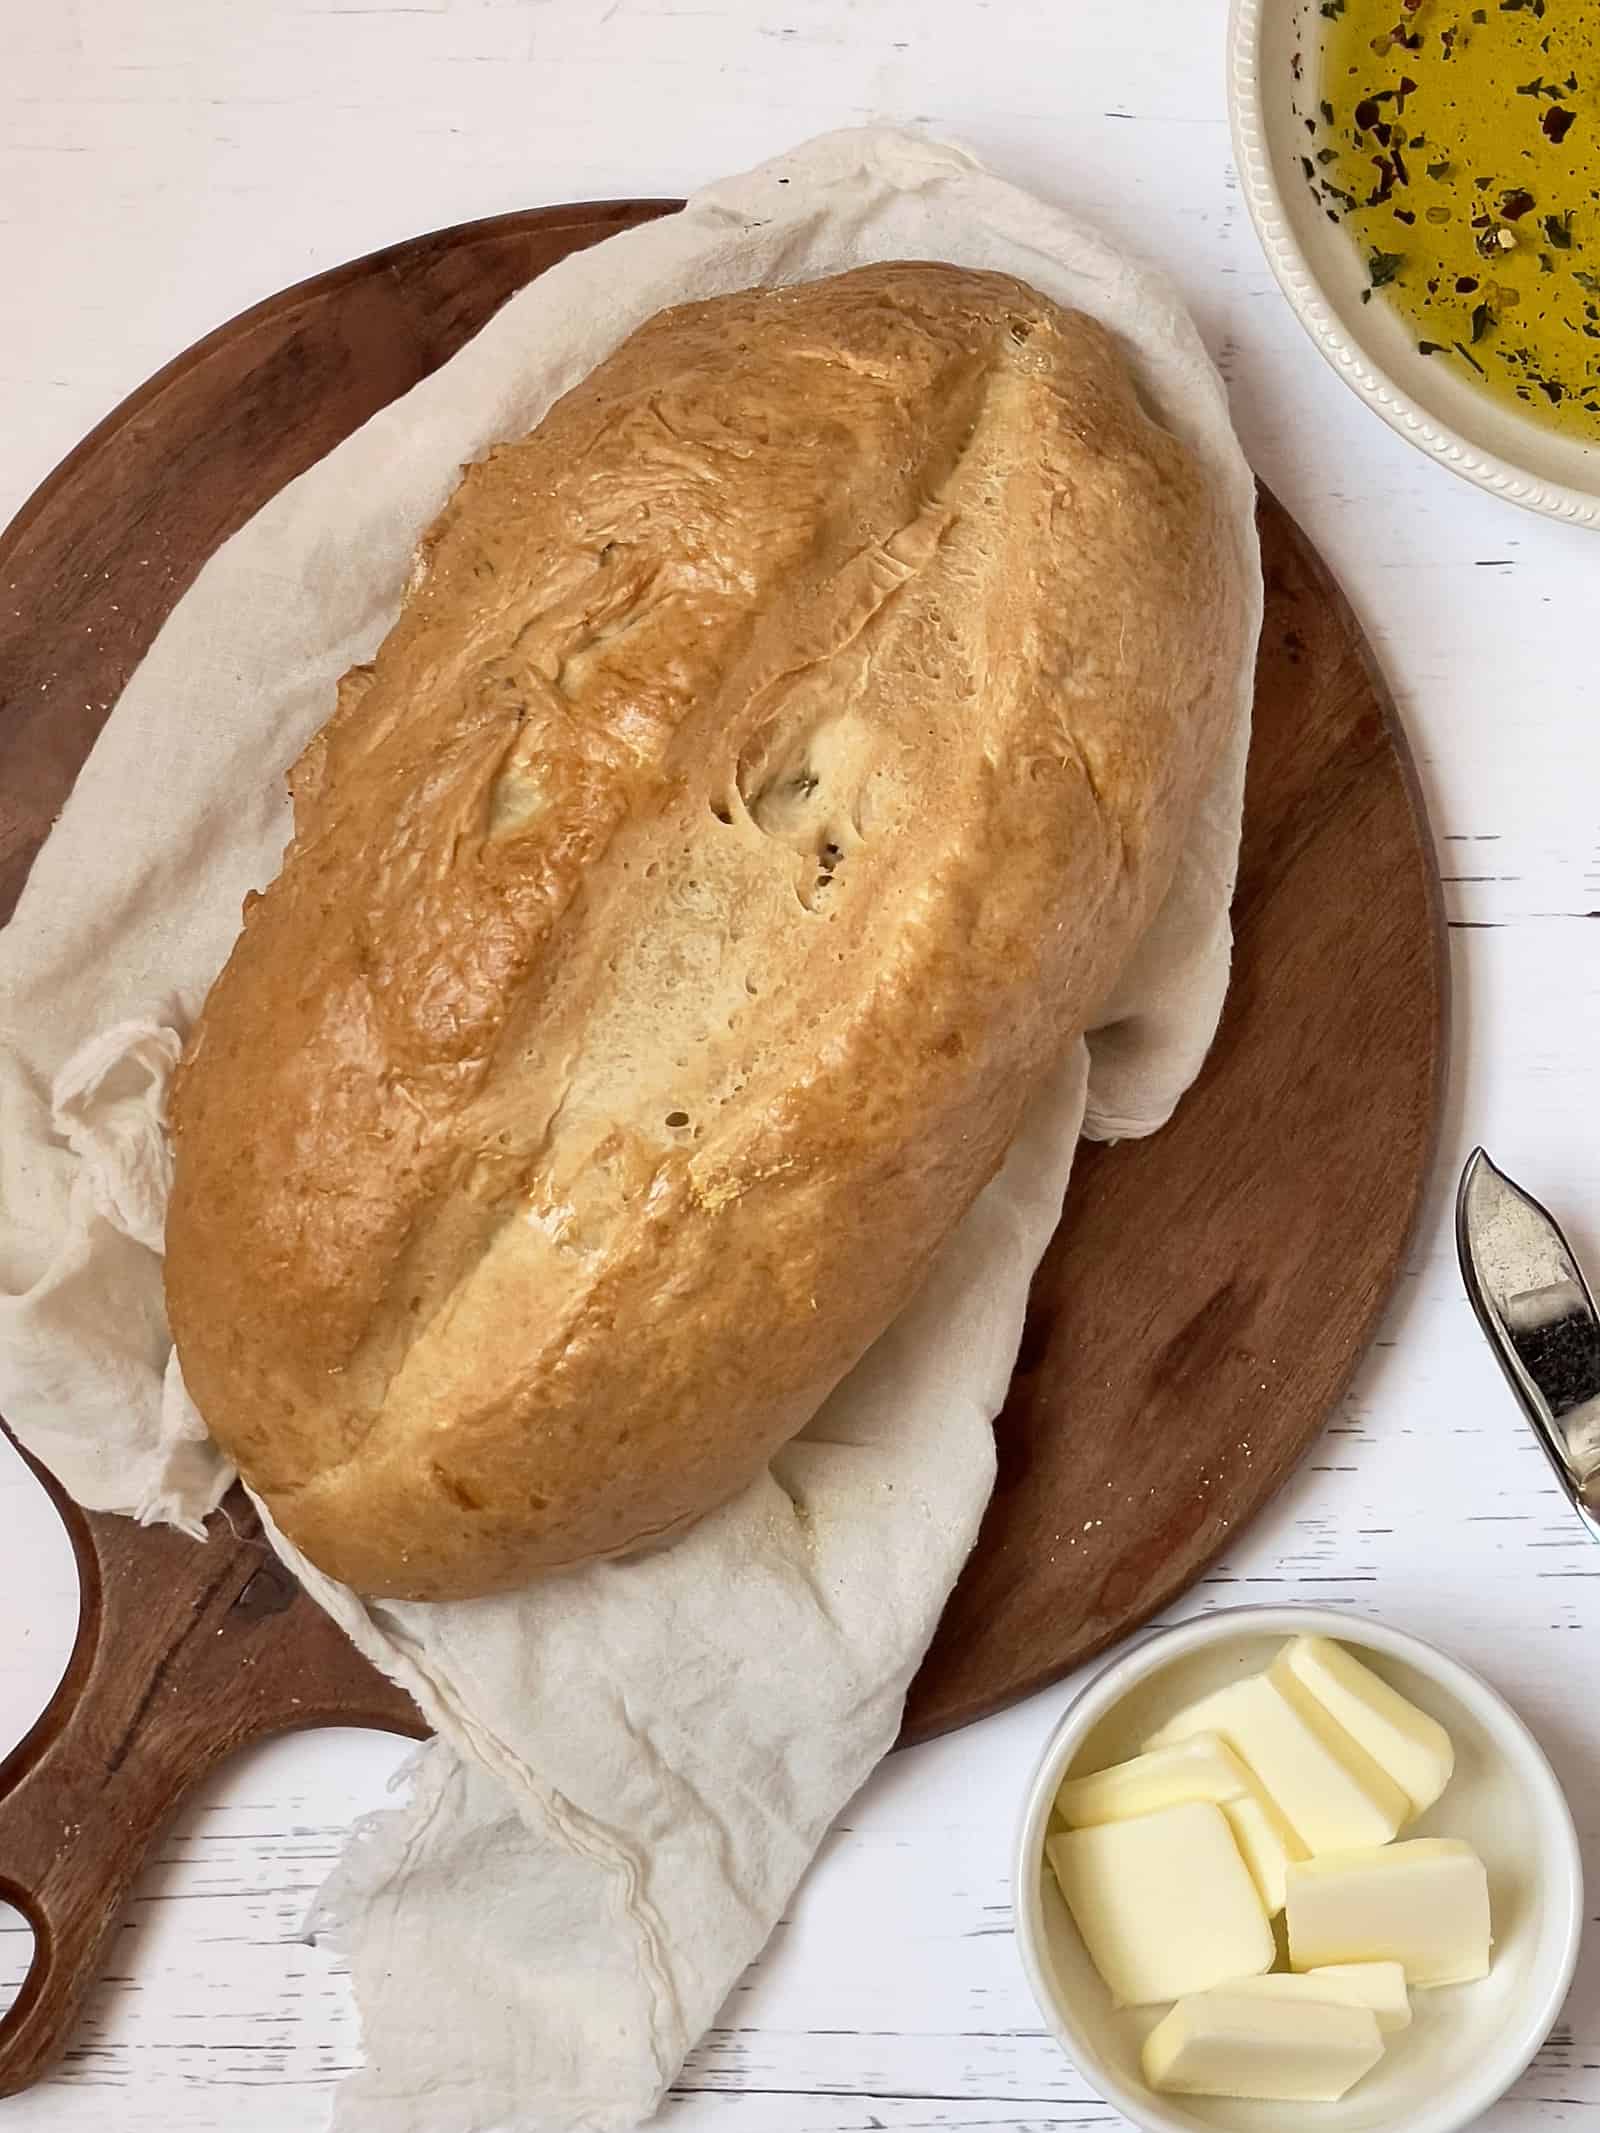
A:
0 201 1444 2098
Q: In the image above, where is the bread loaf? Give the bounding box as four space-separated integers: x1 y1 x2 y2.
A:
164 261 1250 1600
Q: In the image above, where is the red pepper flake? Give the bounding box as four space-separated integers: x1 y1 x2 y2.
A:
1542 106 1576 144
1355 96 1383 131
1455 274 1481 291
1499 189 1536 220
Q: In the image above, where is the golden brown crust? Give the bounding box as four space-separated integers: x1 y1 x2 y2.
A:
164 261 1249 1599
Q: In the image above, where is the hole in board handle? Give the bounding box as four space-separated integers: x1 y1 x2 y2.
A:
0 1431 82 1785
0 1896 41 2039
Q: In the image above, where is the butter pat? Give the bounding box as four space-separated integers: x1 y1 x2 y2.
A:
1226 1959 1412 2031
1145 1672 1410 1854
1275 1634 1454 1817
1053 1733 1306 1915
1222 1793 1306 1916
1142 1989 1385 2102
1055 1732 1256 1827
1046 1801 1273 2007
1286 1838 1492 1986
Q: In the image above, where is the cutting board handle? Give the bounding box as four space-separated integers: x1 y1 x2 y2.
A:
0 1446 193 2096
0 1433 426 2095
0 1626 199 2098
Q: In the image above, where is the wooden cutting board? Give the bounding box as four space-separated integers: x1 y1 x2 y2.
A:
0 201 1446 2097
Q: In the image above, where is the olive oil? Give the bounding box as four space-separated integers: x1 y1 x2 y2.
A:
1306 0 1600 439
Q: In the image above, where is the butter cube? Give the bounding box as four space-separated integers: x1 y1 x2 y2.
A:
1225 1959 1412 2031
1054 1734 1306 1917
1145 1672 1410 1854
1275 1635 1454 1818
1046 1800 1273 2007
1055 1731 1255 1827
1055 1734 1306 1916
1142 1989 1385 2102
1286 1838 1491 1986
1222 1793 1307 1916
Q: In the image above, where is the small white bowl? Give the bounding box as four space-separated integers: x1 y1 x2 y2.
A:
1014 1605 1582 2133
1227 0 1600 527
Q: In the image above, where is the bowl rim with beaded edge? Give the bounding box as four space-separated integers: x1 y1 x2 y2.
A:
1227 0 1600 529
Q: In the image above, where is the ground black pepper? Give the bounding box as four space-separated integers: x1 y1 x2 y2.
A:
1509 1311 1600 1420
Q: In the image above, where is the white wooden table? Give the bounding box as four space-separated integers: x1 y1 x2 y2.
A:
3 2 1598 2127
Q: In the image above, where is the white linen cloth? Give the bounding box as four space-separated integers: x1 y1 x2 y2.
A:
0 128 1259 2131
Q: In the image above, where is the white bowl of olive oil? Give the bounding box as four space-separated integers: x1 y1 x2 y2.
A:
1229 0 1600 525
